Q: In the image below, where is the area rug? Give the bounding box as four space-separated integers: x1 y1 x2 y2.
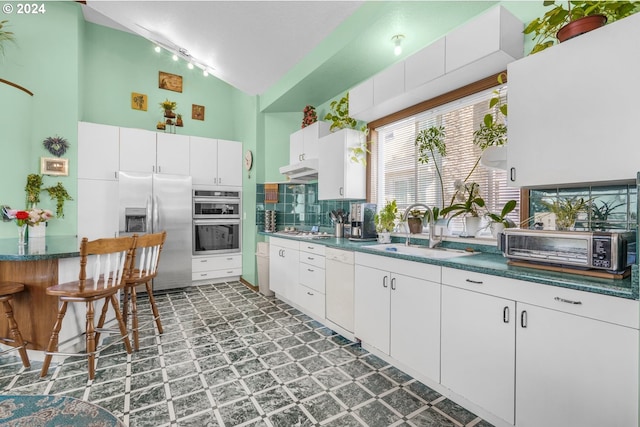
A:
0 395 125 426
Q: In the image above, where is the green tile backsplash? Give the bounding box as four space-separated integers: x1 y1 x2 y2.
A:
256 183 364 231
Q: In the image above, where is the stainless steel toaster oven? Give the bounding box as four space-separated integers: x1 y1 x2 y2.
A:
498 229 636 273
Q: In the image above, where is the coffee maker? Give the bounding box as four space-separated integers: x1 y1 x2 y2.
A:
349 203 377 240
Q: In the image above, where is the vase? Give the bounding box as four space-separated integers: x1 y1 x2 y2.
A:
28 222 46 241
490 222 505 239
407 218 423 234
463 216 481 237
17 224 27 246
377 232 391 244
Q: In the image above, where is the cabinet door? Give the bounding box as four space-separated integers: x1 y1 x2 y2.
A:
156 133 190 175
190 136 218 185
441 285 515 424
290 129 304 164
78 122 119 180
516 303 639 427
77 179 118 240
119 127 156 173
354 264 390 354
216 139 242 187
269 244 299 301
390 273 440 381
318 131 345 200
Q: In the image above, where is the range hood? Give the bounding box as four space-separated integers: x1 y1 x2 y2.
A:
279 158 318 182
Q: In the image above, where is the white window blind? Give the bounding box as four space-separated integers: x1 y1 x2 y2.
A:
371 87 520 235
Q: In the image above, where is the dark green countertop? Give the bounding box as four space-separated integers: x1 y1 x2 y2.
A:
263 232 638 300
0 236 80 261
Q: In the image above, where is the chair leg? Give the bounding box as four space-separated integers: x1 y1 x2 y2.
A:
110 294 132 354
130 285 139 351
122 286 130 328
86 300 96 380
41 301 68 377
145 281 163 335
94 297 111 345
1 299 30 368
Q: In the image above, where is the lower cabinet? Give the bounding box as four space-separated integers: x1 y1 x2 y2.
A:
355 253 441 381
268 237 299 301
441 267 639 427
296 242 326 319
192 254 242 282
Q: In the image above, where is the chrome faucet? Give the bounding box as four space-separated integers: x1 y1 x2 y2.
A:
401 203 442 249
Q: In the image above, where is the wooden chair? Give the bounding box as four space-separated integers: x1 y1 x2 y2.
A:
0 282 30 368
122 231 166 350
40 236 135 380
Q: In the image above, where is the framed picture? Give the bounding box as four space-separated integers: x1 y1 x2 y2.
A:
192 104 205 121
40 157 69 176
131 92 147 111
159 71 183 93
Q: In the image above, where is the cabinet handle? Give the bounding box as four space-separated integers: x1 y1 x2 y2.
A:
158 166 162 173
200 259 208 263
306 246 314 250
503 306 510 323
307 268 314 272
114 171 118 179
383 276 388 288
307 291 314 296
510 167 516 182
226 258 233 261
307 256 314 261
200 273 207 277
219 177 222 184
226 270 233 274
554 296 582 305
465 278 483 284
152 165 156 173
390 277 396 290
339 187 344 196
520 310 528 328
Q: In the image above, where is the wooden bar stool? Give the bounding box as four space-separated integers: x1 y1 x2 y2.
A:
122 231 166 350
40 236 136 380
0 281 30 368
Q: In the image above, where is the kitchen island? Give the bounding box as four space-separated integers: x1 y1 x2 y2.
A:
0 236 79 351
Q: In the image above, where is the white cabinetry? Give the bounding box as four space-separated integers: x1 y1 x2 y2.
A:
192 254 242 282
119 128 189 175
78 122 119 180
325 248 355 333
355 253 441 381
268 237 299 301
318 129 366 200
441 267 639 427
190 136 242 187
506 13 640 187
77 122 119 239
296 242 326 319
289 121 330 164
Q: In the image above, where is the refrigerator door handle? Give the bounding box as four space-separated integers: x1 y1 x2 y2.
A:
145 195 153 234
153 195 160 232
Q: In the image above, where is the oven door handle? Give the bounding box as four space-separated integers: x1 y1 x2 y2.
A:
193 219 241 226
193 197 241 204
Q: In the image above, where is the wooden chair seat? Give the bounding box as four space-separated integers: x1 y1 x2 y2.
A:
0 281 30 368
40 236 135 380
123 231 166 350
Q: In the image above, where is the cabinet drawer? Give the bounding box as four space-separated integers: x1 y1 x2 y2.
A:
296 284 325 319
192 255 242 272
192 268 241 281
355 252 440 283
299 263 325 293
299 242 325 256
269 237 299 250
442 267 639 328
299 252 325 269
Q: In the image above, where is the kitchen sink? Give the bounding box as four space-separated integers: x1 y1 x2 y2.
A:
365 244 477 260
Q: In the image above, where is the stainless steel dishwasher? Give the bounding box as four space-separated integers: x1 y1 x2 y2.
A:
325 247 355 333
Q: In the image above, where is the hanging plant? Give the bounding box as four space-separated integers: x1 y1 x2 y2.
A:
301 105 318 128
43 135 69 157
25 174 43 206
44 182 73 218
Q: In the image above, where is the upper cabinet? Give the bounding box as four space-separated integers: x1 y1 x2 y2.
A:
507 13 640 187
289 121 330 164
318 129 366 200
190 136 242 187
78 122 119 180
119 128 190 175
350 6 523 123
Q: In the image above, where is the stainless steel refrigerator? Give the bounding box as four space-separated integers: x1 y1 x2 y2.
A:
118 171 192 291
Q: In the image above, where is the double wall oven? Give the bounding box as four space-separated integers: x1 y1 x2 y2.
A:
193 190 241 255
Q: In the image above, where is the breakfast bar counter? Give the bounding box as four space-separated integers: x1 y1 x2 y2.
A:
0 236 80 350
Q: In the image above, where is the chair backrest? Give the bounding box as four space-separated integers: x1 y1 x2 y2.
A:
78 236 136 291
129 231 166 282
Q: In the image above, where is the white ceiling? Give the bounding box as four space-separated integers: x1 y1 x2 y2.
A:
82 1 364 96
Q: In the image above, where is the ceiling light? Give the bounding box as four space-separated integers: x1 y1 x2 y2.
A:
188 62 194 70
392 34 405 56
154 45 161 53
172 54 178 61
203 70 209 77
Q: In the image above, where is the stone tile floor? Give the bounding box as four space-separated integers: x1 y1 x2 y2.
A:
0 281 494 427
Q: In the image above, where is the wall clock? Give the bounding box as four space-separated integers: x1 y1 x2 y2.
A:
245 150 253 179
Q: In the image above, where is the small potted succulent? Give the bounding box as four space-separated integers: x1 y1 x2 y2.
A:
160 99 177 118
485 199 517 238
176 114 184 127
374 200 398 243
407 209 425 234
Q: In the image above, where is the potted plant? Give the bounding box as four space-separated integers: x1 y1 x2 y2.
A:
156 121 166 130
24 174 72 218
407 210 425 234
160 99 177 118
441 181 486 237
176 114 183 127
301 105 317 128
324 92 371 165
374 200 398 243
474 73 508 150
590 200 624 231
415 125 446 210
541 196 589 230
524 1 640 55
485 199 517 238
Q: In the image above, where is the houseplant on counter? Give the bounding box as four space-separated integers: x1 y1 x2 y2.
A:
524 1 640 55
440 181 486 237
541 196 590 230
485 199 517 238
374 200 398 243
407 210 425 234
